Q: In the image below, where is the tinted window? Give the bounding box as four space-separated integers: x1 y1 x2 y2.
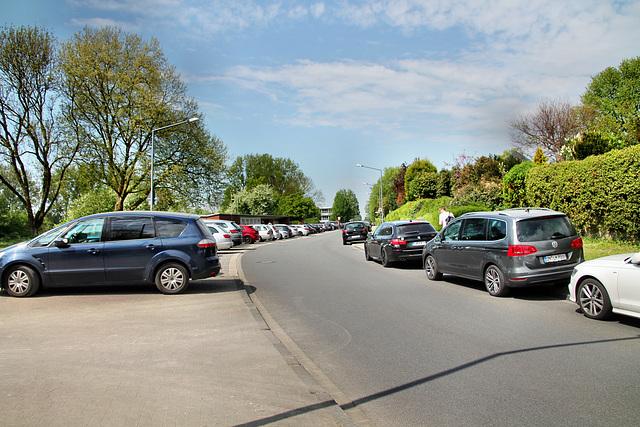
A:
345 222 365 230
442 220 462 241
460 218 487 241
397 223 436 236
156 218 188 238
30 224 68 247
62 218 105 244
109 216 155 241
488 219 507 241
377 226 393 236
516 216 577 242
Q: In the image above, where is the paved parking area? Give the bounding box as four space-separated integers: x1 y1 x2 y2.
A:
0 249 355 426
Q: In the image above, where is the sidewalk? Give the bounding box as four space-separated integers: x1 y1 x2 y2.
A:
0 248 359 426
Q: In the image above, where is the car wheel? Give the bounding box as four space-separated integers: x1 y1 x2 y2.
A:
578 279 612 320
484 265 509 297
381 248 392 268
424 255 443 280
155 263 189 294
365 245 372 261
4 265 40 297
243 235 253 244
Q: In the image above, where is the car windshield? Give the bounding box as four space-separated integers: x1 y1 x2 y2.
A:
516 216 577 242
397 223 436 235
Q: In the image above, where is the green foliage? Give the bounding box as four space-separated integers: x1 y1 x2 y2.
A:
405 172 438 201
436 169 452 198
581 56 640 145
385 196 490 231
573 131 612 160
278 192 320 221
451 180 503 210
502 162 535 208
230 184 277 215
526 145 640 240
0 192 30 239
64 188 117 221
405 158 437 183
331 189 360 222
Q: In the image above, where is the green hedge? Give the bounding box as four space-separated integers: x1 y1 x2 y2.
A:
384 197 489 230
526 145 640 240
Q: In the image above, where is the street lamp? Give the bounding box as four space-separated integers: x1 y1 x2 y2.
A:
356 163 384 223
150 117 199 211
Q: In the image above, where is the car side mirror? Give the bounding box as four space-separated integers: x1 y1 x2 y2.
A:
631 253 640 265
54 239 69 248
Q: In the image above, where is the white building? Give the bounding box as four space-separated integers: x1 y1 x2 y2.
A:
320 206 332 222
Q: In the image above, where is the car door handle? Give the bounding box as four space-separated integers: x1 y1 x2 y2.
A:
146 244 156 251
86 248 100 255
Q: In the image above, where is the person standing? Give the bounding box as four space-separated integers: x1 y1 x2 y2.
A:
439 206 455 228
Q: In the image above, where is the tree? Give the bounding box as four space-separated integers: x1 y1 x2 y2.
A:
331 189 359 222
365 166 400 222
60 26 223 211
509 98 581 162
581 56 640 146
278 192 320 221
230 184 277 215
0 26 80 234
533 147 548 164
222 153 321 209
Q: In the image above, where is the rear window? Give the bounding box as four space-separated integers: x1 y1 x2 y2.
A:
155 218 188 238
345 222 365 230
516 216 577 242
397 223 436 235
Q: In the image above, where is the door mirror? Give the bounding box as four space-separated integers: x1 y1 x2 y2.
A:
53 239 70 248
631 252 640 265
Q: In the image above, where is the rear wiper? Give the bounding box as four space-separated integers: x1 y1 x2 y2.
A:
551 232 567 239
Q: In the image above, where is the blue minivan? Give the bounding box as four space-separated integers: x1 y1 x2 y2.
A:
0 211 221 297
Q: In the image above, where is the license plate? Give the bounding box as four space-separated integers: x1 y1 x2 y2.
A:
543 253 567 263
412 241 426 247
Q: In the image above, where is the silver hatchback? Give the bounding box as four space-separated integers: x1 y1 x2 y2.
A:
422 208 584 296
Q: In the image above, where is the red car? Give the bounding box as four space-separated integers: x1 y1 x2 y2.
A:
240 225 260 244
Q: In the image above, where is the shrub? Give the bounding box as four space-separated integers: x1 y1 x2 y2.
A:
503 162 535 208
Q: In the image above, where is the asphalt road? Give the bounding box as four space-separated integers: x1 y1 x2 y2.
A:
242 230 640 427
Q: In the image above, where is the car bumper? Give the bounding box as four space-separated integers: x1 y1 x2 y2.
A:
343 235 367 242
504 267 574 287
192 257 221 279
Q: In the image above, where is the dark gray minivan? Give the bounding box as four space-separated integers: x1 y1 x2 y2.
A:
422 208 584 296
0 211 221 297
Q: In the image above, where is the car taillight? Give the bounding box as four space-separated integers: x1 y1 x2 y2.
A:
391 238 406 246
571 237 583 248
224 234 231 239
508 245 537 256
198 239 217 248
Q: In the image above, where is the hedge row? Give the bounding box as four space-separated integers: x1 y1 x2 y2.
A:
526 145 640 241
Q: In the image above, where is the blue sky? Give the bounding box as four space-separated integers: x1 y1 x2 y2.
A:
4 0 640 214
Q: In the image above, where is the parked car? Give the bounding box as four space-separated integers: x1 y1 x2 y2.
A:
365 220 437 267
297 224 311 235
252 224 274 241
239 225 260 244
204 219 243 246
0 211 221 297
274 224 293 238
288 224 301 236
422 208 584 297
342 221 368 245
267 224 282 240
568 252 640 320
205 224 234 250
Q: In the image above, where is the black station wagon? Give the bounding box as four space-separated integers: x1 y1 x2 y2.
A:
0 211 221 297
422 208 584 296
365 220 437 267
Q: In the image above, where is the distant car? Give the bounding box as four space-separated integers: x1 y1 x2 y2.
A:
365 220 437 267
568 252 640 320
275 224 293 238
204 219 243 247
342 221 368 245
252 224 274 241
239 225 260 244
206 224 234 250
267 224 282 240
0 211 221 297
422 208 584 296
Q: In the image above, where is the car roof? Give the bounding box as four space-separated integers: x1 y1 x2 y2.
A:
460 208 566 220
80 211 200 221
383 220 431 226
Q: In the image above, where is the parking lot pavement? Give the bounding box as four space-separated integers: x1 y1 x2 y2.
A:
0 248 356 426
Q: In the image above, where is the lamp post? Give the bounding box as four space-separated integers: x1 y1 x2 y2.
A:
356 163 384 223
150 117 199 211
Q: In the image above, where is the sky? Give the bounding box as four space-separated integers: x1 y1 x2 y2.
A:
3 0 640 215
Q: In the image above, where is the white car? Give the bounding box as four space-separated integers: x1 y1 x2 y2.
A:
267 224 282 240
252 224 274 241
205 224 234 250
569 252 640 320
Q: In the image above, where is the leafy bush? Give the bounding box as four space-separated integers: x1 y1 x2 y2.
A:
405 172 438 201
384 196 490 230
526 145 640 240
503 162 535 208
